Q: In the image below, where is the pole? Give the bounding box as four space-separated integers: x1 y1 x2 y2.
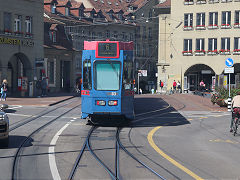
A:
138 73 140 94
228 73 231 112
229 73 231 97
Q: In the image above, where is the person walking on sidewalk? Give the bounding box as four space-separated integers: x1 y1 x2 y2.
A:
1 79 8 101
173 80 177 93
177 80 181 93
41 77 47 97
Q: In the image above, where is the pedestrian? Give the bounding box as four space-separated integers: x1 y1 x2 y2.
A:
173 80 177 93
36 79 42 97
159 80 164 93
41 77 47 96
1 79 8 101
177 80 181 93
139 88 142 94
199 80 205 91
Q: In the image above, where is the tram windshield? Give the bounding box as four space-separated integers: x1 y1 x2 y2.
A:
94 61 121 90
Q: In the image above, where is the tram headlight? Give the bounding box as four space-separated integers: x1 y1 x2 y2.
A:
96 100 106 106
108 100 118 106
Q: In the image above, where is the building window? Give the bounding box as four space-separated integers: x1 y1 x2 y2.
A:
195 39 205 55
113 31 118 40
143 26 146 38
51 4 56 14
25 16 32 36
142 45 145 56
184 13 193 30
196 13 206 29
4 12 12 33
52 31 56 42
65 7 70 16
234 11 240 28
48 60 56 85
234 37 240 54
14 15 22 35
209 0 219 3
196 0 206 4
182 39 193 55
220 37 230 54
92 32 95 40
148 27 152 39
184 0 194 5
121 32 125 39
208 38 218 55
221 11 231 28
221 0 233 2
106 30 110 38
98 32 102 39
209 12 218 29
130 33 133 41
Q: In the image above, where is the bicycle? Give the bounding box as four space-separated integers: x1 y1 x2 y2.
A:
232 108 240 136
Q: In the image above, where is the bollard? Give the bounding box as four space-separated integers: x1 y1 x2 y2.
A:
228 97 232 112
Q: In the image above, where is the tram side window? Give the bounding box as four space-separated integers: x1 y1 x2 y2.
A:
123 62 133 90
83 60 92 90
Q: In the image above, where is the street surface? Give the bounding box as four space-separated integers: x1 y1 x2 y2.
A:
1 94 240 180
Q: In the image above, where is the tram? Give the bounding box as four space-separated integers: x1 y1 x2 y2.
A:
81 40 135 122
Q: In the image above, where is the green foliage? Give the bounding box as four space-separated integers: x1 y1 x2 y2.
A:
211 87 240 105
230 88 240 98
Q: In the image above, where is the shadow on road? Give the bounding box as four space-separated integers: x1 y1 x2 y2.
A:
0 136 33 149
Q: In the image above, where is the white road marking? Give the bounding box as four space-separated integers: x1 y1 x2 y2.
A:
49 121 72 180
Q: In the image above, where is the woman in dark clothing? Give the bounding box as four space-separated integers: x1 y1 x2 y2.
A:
1 79 8 101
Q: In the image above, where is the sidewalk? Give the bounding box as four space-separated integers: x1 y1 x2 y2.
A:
136 93 227 112
1 92 78 106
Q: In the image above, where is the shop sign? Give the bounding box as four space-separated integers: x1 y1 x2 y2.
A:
0 37 20 45
0 36 34 47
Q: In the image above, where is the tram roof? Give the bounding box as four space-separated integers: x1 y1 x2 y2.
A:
84 40 133 51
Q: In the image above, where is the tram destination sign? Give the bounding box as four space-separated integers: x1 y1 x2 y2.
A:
96 42 119 58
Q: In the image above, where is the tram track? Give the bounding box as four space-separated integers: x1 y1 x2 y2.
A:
68 126 167 180
9 97 80 132
11 99 81 180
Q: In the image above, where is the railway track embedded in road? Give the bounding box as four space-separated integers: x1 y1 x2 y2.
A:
68 126 167 180
11 99 81 180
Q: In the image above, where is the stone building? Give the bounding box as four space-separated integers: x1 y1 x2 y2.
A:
157 0 240 92
0 0 44 96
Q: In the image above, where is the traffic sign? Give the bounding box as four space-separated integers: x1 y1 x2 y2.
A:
225 58 233 67
224 67 234 73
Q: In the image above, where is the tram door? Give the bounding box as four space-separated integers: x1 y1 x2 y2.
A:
188 74 198 91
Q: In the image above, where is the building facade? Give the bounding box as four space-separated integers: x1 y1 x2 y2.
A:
157 0 240 92
0 0 44 96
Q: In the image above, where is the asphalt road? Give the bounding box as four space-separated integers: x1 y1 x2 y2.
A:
0 94 240 180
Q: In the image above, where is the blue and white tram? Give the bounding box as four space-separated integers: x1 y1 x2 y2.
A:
81 40 135 122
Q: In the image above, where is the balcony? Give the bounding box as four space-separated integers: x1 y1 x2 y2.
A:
219 49 231 55
221 24 231 29
233 49 240 55
208 24 219 29
195 50 205 56
209 0 219 3
182 50 193 56
196 0 207 4
184 0 194 5
183 26 193 31
196 25 206 30
207 50 218 55
234 23 240 28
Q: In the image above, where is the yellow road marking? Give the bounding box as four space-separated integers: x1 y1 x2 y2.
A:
188 118 193 121
209 139 239 144
148 126 204 180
